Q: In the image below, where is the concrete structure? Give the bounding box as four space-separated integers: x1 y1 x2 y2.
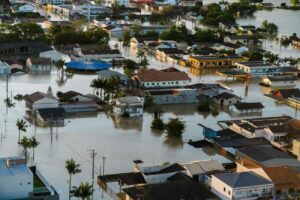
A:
224 35 255 46
211 172 274 200
292 139 300 160
235 61 281 77
113 96 144 117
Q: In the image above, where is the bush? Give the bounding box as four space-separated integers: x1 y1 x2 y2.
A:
165 118 185 137
197 101 211 112
211 108 219 117
151 118 165 130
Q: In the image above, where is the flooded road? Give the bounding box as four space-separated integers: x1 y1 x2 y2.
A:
1 2 300 199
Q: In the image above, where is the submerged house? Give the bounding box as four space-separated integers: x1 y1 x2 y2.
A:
0 60 11 75
229 102 264 114
213 92 241 106
24 91 58 110
26 57 52 73
113 96 144 117
36 107 66 126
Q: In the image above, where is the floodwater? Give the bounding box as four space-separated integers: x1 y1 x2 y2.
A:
1 5 300 200
237 8 300 58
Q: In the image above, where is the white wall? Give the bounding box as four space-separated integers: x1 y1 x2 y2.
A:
33 98 58 110
143 80 190 88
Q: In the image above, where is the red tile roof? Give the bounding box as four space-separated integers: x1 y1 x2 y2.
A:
135 68 190 82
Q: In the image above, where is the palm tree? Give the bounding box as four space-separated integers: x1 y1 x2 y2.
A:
70 186 81 200
140 56 149 69
16 119 28 144
75 182 94 200
29 136 40 163
55 59 66 84
90 78 104 98
20 136 31 163
136 49 145 63
65 159 82 200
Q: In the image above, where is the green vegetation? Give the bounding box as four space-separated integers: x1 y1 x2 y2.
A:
0 23 46 43
261 20 278 35
160 25 189 41
71 182 93 200
90 76 122 101
242 51 264 61
197 101 211 112
151 107 164 130
4 97 15 108
165 118 185 137
11 12 42 18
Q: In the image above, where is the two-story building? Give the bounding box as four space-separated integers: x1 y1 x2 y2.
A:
189 55 246 69
113 96 144 117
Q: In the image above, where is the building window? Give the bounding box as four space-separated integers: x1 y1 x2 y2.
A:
224 187 226 192
228 191 231 195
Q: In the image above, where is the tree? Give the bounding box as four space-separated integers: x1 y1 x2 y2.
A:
4 97 15 108
151 106 164 130
55 59 65 76
71 182 93 200
242 51 263 61
20 136 31 163
65 159 82 200
16 119 28 144
130 23 142 36
165 118 185 137
140 56 149 69
261 20 278 35
136 49 145 63
29 136 40 163
122 30 131 46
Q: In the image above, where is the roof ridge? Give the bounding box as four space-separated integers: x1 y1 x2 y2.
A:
232 172 241 187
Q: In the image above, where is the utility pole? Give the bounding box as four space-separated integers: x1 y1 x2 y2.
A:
102 156 107 176
88 149 97 200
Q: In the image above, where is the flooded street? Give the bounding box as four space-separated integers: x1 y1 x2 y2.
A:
0 2 300 199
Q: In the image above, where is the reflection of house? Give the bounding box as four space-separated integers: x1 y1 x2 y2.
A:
0 156 59 200
36 107 65 126
211 171 274 200
183 160 225 182
24 91 58 110
189 55 246 69
130 37 157 50
229 102 264 114
26 57 52 73
236 159 300 199
132 68 190 89
260 75 296 90
213 92 241 106
186 83 233 97
113 96 144 117
149 89 198 104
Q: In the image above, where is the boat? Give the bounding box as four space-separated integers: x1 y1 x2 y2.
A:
260 75 297 90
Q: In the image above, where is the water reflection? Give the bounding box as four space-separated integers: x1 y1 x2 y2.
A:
163 136 184 150
111 116 143 131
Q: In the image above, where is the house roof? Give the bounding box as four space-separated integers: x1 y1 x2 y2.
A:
98 172 146 185
213 172 272 188
123 180 217 200
236 145 300 169
117 96 142 105
132 37 158 43
141 163 185 176
214 92 240 100
236 61 273 67
234 102 264 110
61 91 82 99
273 88 300 99
267 125 289 134
0 41 53 53
81 49 120 55
157 48 184 54
25 91 57 104
225 35 254 40
263 166 300 187
135 68 190 82
184 160 224 176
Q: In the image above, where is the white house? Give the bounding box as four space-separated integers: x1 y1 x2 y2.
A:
15 3 35 12
0 157 33 200
229 102 264 114
224 35 254 46
132 68 191 89
211 172 274 200
24 90 58 110
263 125 289 147
26 58 52 73
102 25 123 38
0 61 11 75
235 61 282 77
113 96 144 117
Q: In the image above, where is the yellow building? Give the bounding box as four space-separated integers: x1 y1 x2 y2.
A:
188 55 247 69
292 139 300 160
